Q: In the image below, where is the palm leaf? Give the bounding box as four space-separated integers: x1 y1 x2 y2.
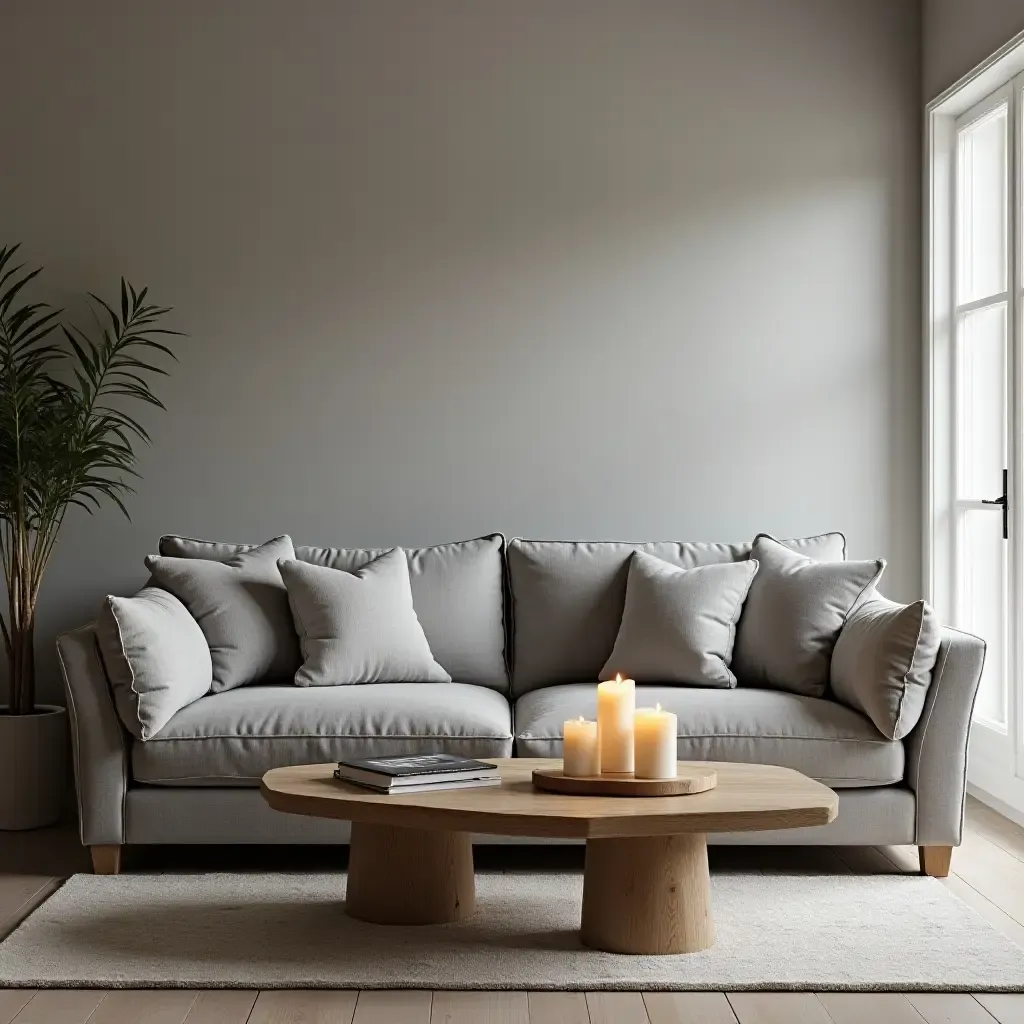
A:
0 256 182 712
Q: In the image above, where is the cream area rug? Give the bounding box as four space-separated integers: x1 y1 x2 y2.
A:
1 871 1024 991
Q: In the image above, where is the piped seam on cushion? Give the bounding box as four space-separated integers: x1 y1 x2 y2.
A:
909 627 986 843
141 730 515 742
892 604 927 742
515 731 897 745
159 533 259 553
721 558 759 687
277 559 310 683
59 633 130 844
106 596 149 741
829 562 888 702
136 764 512 784
846 563 887 627
505 756 899 786
507 531 846 552
497 533 513 687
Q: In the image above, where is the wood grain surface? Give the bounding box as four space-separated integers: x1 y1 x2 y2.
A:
261 759 837 839
532 765 717 798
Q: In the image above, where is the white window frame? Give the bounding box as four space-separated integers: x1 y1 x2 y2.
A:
926 30 1024 819
953 84 1013 735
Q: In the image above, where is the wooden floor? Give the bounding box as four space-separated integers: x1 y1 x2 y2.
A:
3 798 1024 1022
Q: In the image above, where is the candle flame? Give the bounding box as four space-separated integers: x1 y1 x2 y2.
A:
578 716 584 723
655 702 662 713
615 672 622 683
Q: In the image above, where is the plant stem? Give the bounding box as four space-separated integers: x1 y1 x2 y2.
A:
8 613 34 715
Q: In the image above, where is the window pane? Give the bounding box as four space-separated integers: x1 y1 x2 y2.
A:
957 302 1007 499
958 509 1007 727
957 103 1008 303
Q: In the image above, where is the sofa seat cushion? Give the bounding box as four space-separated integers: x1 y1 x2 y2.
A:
132 683 513 786
514 684 902 788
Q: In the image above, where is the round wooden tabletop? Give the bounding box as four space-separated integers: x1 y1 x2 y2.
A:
261 758 837 839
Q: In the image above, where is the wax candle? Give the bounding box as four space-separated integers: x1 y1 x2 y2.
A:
634 703 678 779
563 716 600 776
597 674 635 774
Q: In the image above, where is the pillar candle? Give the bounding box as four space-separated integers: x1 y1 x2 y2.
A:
633 703 678 779
597 674 635 774
562 717 600 776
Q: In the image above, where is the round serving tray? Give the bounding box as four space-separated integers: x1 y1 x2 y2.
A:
531 764 717 798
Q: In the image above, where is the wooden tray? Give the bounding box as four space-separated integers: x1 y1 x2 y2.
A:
532 764 717 797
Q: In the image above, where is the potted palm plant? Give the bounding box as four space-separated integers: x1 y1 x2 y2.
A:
0 244 180 829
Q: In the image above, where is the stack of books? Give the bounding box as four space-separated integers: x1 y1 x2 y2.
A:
333 754 501 794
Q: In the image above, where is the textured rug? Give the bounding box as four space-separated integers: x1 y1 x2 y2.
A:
1 871 1023 991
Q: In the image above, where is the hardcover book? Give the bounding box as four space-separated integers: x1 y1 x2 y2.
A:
334 753 499 791
332 769 501 794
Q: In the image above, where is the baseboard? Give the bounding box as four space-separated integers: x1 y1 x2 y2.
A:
967 777 1024 829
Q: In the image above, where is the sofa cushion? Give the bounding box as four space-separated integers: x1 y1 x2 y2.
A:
131 683 512 785
280 551 451 686
508 533 846 696
600 552 758 688
733 534 885 698
146 535 301 692
160 533 508 692
513 683 902 787
96 588 212 740
831 596 942 740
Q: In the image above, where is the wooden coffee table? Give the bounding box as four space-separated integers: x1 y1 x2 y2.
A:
261 758 836 955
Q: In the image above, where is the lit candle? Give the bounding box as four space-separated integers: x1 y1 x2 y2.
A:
634 703 678 779
563 716 600 776
597 674 635 774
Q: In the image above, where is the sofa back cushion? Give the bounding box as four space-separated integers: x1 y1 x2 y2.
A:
507 534 846 696
159 533 509 692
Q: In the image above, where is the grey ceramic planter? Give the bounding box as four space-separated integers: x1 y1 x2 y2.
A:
0 705 68 830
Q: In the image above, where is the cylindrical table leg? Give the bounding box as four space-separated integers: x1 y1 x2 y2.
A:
581 832 714 954
346 821 475 925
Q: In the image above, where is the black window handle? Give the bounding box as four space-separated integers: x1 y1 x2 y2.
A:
982 468 1009 540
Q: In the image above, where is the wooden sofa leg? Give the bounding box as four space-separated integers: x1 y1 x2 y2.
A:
919 845 953 878
91 844 123 875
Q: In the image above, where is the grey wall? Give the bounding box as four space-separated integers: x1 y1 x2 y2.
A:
924 0 1024 99
0 0 921 704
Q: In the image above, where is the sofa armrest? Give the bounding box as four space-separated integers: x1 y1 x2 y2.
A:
57 623 129 846
905 625 986 846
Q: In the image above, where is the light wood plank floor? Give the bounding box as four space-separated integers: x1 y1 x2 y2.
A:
2 796 1024 1023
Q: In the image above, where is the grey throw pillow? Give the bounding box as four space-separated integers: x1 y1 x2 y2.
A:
96 588 213 740
831 596 942 740
600 551 758 687
145 535 300 691
733 534 885 697
279 548 452 685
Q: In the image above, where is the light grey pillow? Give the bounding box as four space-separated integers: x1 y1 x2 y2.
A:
279 548 452 686
145 535 300 691
600 552 759 687
96 588 212 740
733 534 885 697
831 596 942 740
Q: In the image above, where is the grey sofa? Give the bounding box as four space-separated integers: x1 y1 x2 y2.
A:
58 533 985 877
